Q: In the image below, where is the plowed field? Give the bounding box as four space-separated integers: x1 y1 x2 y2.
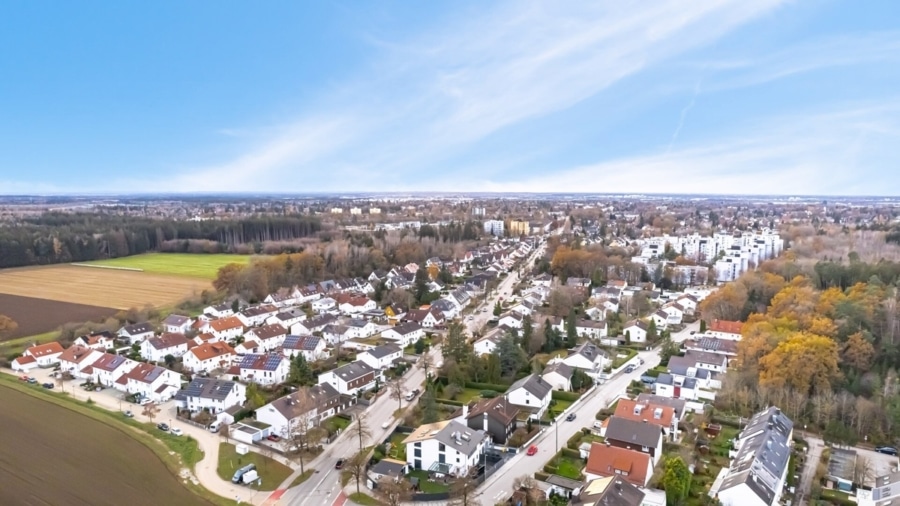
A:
0 293 116 341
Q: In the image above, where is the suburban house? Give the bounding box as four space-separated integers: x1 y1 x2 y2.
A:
683 336 739 357
204 303 234 318
336 294 377 315
323 324 352 345
497 312 524 329
654 373 702 401
208 316 245 342
506 374 553 420
292 314 338 335
574 319 608 339
463 396 519 444
182 342 236 374
404 307 444 328
402 420 486 477
118 363 181 402
263 290 300 308
541 362 574 391
117 322 155 344
584 442 654 488
72 331 116 351
650 311 668 330
237 353 290 386
510 300 537 317
473 334 501 356
572 475 646 506
660 303 685 325
446 289 471 311
237 304 279 326
380 322 425 348
318 360 378 396
282 334 328 362
604 416 665 464
430 298 459 320
675 294 698 314
623 320 649 343
312 297 337 314
56 345 104 379
244 323 288 352
367 459 409 487
256 383 347 437
716 406 793 506
265 308 307 330
162 314 193 334
91 353 139 388
561 342 609 378
140 332 190 363
636 393 688 419
344 318 378 339
357 344 403 371
857 471 900 505
13 341 65 370
664 351 727 393
612 399 679 440
177 378 247 414
671 350 728 374
707 319 743 340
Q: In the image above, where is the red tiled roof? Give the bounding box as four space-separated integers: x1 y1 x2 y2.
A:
209 316 244 332
710 319 743 335
26 341 65 358
189 342 235 361
585 443 651 488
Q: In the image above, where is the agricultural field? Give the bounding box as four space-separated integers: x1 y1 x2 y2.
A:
0 293 116 341
0 384 214 506
0 264 210 310
82 253 252 280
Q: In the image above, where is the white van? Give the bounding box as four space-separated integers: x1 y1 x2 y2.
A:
208 421 221 433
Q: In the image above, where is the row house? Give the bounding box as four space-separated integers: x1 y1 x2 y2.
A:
256 383 349 437
117 322 154 344
140 332 190 363
312 297 337 314
291 314 338 335
117 363 181 403
238 353 290 386
57 345 104 379
177 378 246 414
357 344 403 371
208 316 244 342
183 342 236 374
203 303 234 319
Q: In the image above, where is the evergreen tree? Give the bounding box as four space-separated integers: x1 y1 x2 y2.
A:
699 320 707 333
290 354 313 385
495 332 528 378
647 320 658 342
493 301 502 317
565 309 578 348
414 266 430 303
442 322 471 364
422 386 439 423
522 314 534 348
661 456 691 505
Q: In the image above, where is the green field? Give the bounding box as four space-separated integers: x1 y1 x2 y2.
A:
83 253 252 280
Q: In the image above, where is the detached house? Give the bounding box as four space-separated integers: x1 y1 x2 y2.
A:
381 322 424 348
542 362 574 391
612 399 679 440
204 303 234 318
91 353 139 388
13 341 65 371
584 442 653 488
403 420 486 477
244 323 288 353
57 345 104 379
574 319 608 339
256 383 348 437
623 320 649 343
463 396 519 444
604 416 665 464
238 354 290 386
237 304 279 327
345 318 378 339
318 360 377 396
140 332 190 363
292 314 338 335
73 331 116 351
708 319 743 340
282 334 328 362
473 334 501 356
183 342 236 374
404 307 444 328
497 312 524 329
661 303 685 325
177 378 246 414
357 344 403 370
118 322 154 344
561 342 609 379
162 314 193 334
312 297 337 314
118 363 181 403
266 308 307 329
506 374 553 420
337 294 377 315
209 316 245 342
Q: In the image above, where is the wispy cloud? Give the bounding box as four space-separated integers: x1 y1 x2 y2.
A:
483 101 900 195
145 0 788 192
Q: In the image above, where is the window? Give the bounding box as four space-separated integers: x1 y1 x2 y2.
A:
525 399 530 405
642 446 649 452
414 442 421 448
439 443 445 452
438 454 445 464
414 449 421 458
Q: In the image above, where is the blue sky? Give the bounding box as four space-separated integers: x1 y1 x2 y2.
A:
1 1 899 195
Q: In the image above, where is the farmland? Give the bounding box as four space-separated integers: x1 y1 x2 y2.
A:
0 384 215 506
82 253 252 280
0 293 117 341
0 264 210 309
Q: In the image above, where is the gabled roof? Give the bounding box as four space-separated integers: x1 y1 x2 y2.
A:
613 399 675 429
240 304 279 317
268 383 341 420
402 419 484 457
209 316 244 332
147 332 189 350
686 336 738 355
584 443 651 488
162 314 191 326
273 308 305 322
251 323 287 340
239 353 286 372
363 344 402 359
182 377 240 401
709 319 743 335
604 416 664 448
121 322 154 335
624 320 648 331
636 394 686 417
467 396 519 425
25 341 65 358
122 362 168 384
188 342 235 361
92 353 131 372
387 322 423 336
508 374 551 400
569 342 607 363
329 361 375 382
573 475 645 506
542 361 574 380
57 344 98 365
346 318 370 328
719 406 793 505
283 334 323 351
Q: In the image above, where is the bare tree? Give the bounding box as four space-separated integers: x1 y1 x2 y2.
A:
855 455 875 486
376 477 413 506
387 377 405 413
344 451 368 495
220 422 231 443
448 475 480 506
142 402 161 423
512 475 544 506
420 352 434 379
281 389 325 474
350 411 372 452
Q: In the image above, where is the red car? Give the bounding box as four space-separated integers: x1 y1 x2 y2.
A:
18 375 28 381
266 434 280 442
527 445 538 456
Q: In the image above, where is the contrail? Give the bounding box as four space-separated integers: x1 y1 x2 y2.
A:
667 72 705 153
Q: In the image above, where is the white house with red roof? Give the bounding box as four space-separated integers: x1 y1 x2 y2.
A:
12 341 65 371
238 354 290 386
72 331 116 351
57 345 104 379
162 314 193 334
244 323 288 352
708 319 743 340
208 316 244 342
183 342 236 374
140 332 190 363
116 362 181 402
91 353 139 387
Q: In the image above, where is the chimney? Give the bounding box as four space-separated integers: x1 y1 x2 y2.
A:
483 411 489 433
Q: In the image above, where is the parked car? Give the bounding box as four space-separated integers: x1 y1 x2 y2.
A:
41 382 54 389
527 445 538 456
170 428 183 436
876 446 899 456
624 365 635 373
26 377 37 384
18 375 28 381
640 375 657 385
139 398 153 406
566 413 576 422
381 421 390 429
638 358 645 365
267 434 280 442
123 410 134 418
157 423 170 432
231 464 256 484
335 459 345 469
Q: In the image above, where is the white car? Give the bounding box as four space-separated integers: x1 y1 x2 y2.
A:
170 428 183 436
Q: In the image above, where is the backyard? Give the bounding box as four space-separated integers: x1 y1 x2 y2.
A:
407 469 450 494
216 443 293 491
611 348 638 369
387 432 408 461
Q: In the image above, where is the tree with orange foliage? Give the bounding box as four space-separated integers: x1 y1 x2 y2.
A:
758 332 841 395
842 331 875 371
736 314 797 370
427 264 439 281
698 282 748 322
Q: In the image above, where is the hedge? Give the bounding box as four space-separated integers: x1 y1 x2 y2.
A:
566 432 583 449
465 381 510 392
543 464 558 474
436 399 464 407
552 390 581 402
534 471 550 482
561 447 582 459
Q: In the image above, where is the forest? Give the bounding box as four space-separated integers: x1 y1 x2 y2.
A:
0 212 322 268
704 253 900 446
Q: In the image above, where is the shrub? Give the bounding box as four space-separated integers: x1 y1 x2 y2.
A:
465 381 510 391
561 448 581 459
480 390 499 398
552 390 580 402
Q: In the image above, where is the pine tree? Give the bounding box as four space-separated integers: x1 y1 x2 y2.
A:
566 309 578 348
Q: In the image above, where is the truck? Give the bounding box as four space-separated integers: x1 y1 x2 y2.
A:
241 469 259 485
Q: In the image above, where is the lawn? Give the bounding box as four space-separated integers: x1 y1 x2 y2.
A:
407 469 450 493
217 443 292 491
323 415 352 433
611 348 638 369
542 399 574 421
554 457 585 480
0 330 59 356
388 433 408 461
83 253 252 280
289 469 314 488
348 492 387 506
